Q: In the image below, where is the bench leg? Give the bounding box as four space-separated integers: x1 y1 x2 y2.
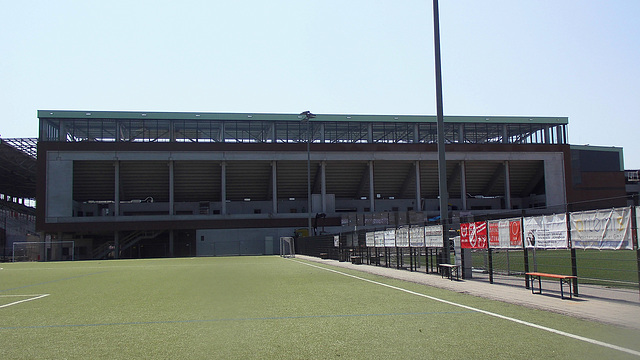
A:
560 279 573 300
530 276 542 294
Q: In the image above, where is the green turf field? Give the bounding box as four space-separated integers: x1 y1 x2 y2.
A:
1 256 639 359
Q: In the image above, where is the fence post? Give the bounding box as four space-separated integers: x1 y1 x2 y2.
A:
523 247 530 289
488 248 494 284
568 212 579 296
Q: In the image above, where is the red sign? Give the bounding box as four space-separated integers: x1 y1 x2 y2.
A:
488 222 500 247
509 220 522 247
460 221 487 249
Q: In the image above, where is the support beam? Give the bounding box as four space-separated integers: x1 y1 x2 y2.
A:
312 163 322 194
447 162 461 186
504 160 511 210
520 163 544 198
398 163 416 199
356 163 369 198
482 163 505 195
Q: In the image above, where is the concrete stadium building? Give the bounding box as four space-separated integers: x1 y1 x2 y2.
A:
36 110 627 259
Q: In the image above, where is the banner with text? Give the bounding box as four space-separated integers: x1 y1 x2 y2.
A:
365 232 375 247
396 227 409 248
570 207 632 250
384 229 396 247
424 225 444 247
409 226 425 247
374 231 385 247
523 214 568 249
488 218 523 249
460 221 487 249
425 225 444 247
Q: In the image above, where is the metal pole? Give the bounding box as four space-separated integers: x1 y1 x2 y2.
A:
300 111 316 237
433 0 450 262
307 119 312 236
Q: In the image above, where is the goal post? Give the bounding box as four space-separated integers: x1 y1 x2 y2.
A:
12 241 75 262
279 237 295 258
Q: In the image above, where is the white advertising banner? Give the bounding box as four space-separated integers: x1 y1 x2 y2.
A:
637 206 640 248
365 232 375 247
523 214 568 249
570 207 633 250
488 218 523 249
384 229 396 247
409 226 425 247
374 231 385 247
424 225 444 248
396 227 409 248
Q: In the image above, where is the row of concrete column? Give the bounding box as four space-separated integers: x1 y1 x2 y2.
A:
110 160 511 215
111 159 515 216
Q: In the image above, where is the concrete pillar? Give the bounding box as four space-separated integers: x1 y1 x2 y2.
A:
272 161 278 214
367 123 373 143
221 161 227 215
414 160 421 210
504 160 511 210
460 161 467 211
413 124 420 143
502 124 509 144
544 158 566 211
369 161 375 212
321 161 327 213
169 160 174 215
114 161 120 216
458 123 464 143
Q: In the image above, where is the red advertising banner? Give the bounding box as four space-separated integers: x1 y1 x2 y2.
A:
488 221 500 247
509 219 522 247
460 221 487 249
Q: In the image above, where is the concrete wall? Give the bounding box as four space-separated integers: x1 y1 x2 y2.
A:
46 155 73 219
196 226 343 256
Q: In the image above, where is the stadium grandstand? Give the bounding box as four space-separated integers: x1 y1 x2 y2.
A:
33 110 628 260
0 137 38 261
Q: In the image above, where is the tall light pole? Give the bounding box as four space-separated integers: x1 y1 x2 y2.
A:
300 111 315 236
433 0 450 262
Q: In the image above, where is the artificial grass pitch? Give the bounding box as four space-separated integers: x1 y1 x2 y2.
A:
1 256 639 359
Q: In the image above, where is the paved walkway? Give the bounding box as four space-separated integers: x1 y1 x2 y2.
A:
297 255 640 330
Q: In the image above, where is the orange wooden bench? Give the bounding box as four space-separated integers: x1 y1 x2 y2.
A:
526 272 577 300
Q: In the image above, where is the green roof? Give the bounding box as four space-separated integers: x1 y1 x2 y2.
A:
38 110 568 125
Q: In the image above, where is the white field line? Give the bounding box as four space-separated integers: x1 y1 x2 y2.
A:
293 259 640 357
0 294 49 309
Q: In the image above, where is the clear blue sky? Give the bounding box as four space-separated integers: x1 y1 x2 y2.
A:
1 1 638 167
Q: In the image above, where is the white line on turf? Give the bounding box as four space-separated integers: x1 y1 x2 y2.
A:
293 259 640 357
0 294 49 309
